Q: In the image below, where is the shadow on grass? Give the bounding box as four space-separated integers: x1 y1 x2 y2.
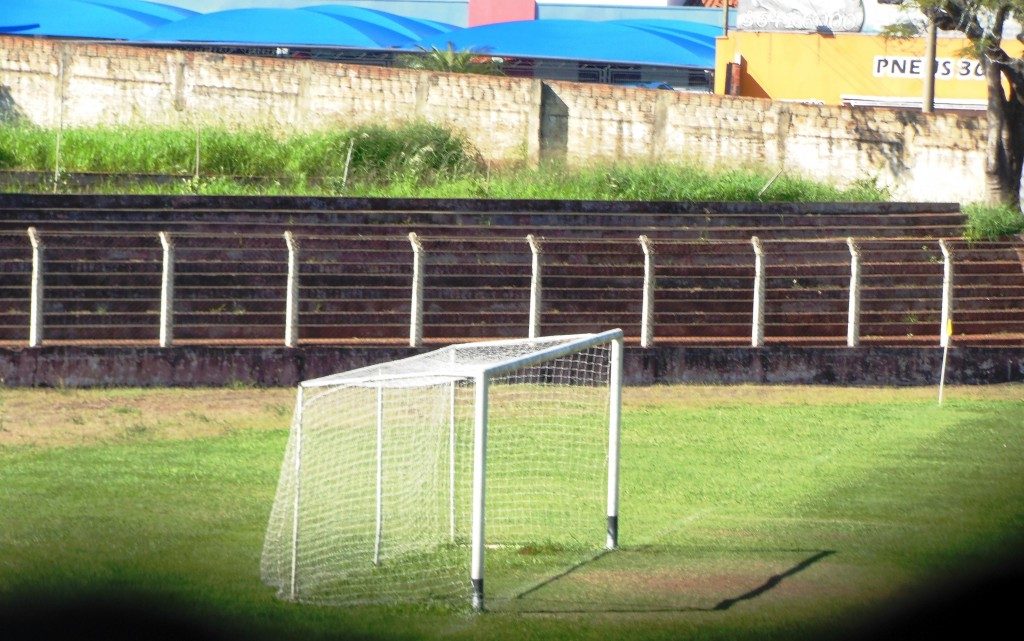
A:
514 548 616 602
508 546 836 614
713 549 836 611
509 543 1024 639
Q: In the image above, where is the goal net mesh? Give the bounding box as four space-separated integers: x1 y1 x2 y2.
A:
261 335 613 607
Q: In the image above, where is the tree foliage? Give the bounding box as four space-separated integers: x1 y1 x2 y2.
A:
898 2 1024 208
395 44 503 75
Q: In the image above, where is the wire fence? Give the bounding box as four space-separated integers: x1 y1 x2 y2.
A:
3 229 1022 347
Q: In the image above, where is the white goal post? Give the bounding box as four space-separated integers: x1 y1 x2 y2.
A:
261 329 624 611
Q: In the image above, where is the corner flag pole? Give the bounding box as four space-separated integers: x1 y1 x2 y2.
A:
938 318 952 405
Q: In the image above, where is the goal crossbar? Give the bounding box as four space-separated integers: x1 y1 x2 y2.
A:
479 328 623 379
301 330 620 389
302 371 474 389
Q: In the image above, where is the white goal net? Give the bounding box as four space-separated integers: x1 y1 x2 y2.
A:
261 329 624 610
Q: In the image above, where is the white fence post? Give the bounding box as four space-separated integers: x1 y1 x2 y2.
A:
751 236 766 347
639 235 655 348
284 231 300 348
527 234 542 339
846 237 861 348
27 227 44 347
409 232 424 348
159 232 175 347
939 239 954 347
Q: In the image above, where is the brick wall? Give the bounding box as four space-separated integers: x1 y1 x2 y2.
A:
0 36 989 201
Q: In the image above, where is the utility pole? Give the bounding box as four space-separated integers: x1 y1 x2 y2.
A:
923 16 937 113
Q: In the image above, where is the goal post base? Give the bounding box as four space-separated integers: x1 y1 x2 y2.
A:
472 578 484 612
606 515 619 550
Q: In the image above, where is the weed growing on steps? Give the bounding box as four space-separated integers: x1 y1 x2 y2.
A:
964 202 1024 241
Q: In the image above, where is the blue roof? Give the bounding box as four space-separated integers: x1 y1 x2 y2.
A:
419 19 717 68
0 0 193 38
610 19 721 50
0 2 453 47
0 3 713 67
85 0 196 22
610 19 723 39
607 20 718 60
302 5 455 40
138 8 417 48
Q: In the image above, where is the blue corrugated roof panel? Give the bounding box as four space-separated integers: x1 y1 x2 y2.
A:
303 4 454 40
0 0 190 38
138 7 416 48
608 19 724 39
419 19 716 68
86 0 197 22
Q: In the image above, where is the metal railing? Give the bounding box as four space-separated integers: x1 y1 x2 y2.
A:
2 229 1021 347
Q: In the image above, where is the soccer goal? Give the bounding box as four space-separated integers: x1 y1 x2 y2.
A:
261 329 624 611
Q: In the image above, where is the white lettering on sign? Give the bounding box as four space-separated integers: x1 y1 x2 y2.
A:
873 56 985 80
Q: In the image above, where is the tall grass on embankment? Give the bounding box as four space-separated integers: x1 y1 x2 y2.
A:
964 202 1024 240
372 162 888 202
0 122 476 192
0 123 888 202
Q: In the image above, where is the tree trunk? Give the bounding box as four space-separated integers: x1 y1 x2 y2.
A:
984 56 1024 208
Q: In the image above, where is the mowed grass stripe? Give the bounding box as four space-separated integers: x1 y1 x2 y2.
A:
0 385 1021 641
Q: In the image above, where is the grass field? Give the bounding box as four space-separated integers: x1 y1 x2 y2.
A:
0 385 1022 640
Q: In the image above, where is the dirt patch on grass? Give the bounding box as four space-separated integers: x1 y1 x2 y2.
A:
512 547 870 614
576 566 765 601
624 383 1024 410
0 387 294 448
2 383 1020 449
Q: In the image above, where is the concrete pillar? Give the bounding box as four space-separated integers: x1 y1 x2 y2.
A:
639 235 655 348
409 232 425 347
159 232 175 347
751 236 766 347
285 231 300 348
527 234 542 339
846 237 861 347
27 227 44 347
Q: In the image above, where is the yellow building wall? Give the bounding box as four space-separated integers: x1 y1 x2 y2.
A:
714 31 1023 107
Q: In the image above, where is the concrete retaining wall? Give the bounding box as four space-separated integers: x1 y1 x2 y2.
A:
2 345 1022 387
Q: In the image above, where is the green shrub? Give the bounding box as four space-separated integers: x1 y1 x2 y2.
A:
396 44 504 75
964 203 1024 240
0 124 57 170
59 127 194 174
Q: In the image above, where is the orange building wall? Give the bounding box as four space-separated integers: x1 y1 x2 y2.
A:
714 31 1023 107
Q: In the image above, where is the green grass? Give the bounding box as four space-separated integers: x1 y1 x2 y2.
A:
354 163 887 202
0 123 887 202
0 385 1022 640
964 202 1024 240
0 122 477 187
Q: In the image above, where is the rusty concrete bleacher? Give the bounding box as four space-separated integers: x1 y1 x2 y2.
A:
0 194 1022 347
